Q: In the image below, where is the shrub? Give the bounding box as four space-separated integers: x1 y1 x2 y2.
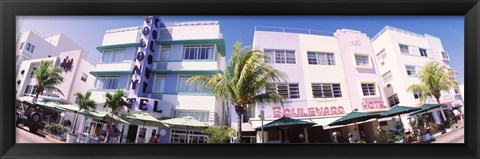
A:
46 123 68 136
203 126 236 143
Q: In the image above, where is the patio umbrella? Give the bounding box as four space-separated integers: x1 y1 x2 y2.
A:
254 116 315 143
381 105 421 123
122 112 166 128
409 104 443 116
161 116 210 143
328 111 381 140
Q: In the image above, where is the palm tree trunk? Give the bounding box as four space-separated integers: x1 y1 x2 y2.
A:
237 112 242 143
436 97 447 121
34 92 40 103
72 112 78 134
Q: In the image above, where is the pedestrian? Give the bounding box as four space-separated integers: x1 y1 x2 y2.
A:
148 132 160 144
453 109 463 128
108 124 120 143
331 132 339 143
298 133 305 143
360 131 367 142
375 126 389 143
348 133 357 143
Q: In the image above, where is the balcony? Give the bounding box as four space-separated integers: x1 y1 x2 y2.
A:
90 62 133 76
153 61 220 72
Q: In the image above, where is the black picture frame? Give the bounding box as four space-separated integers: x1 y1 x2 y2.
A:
1 0 479 159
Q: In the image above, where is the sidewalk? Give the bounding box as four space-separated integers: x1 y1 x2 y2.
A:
17 125 65 143
431 126 464 140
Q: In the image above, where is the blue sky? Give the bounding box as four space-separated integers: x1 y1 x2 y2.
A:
18 16 464 124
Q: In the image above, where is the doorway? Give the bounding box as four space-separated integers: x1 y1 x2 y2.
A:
126 125 138 143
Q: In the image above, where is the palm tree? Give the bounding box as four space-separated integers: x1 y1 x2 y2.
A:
188 42 287 143
32 60 64 102
103 89 130 142
71 91 96 133
407 61 458 123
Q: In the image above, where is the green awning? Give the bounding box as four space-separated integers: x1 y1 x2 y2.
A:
255 116 315 131
161 116 210 129
328 112 380 126
409 104 443 116
381 106 421 117
123 112 166 127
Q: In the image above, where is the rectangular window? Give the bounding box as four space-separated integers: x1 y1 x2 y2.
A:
159 45 170 60
264 49 296 64
81 73 88 82
312 83 342 98
361 83 376 96
170 129 208 143
182 45 215 60
153 74 166 93
419 48 428 57
307 52 335 65
94 76 119 90
355 54 369 66
442 51 450 59
268 83 300 99
382 71 393 83
399 44 409 54
25 43 35 53
174 110 210 122
30 67 37 78
413 91 422 99
24 85 37 95
178 75 207 93
19 42 24 50
406 65 416 76
102 49 125 63
388 94 400 107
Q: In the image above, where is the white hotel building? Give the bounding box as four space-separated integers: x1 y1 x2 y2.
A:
245 27 394 143
88 19 230 143
371 26 464 125
15 31 96 134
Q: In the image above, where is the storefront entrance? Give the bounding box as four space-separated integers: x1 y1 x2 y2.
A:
126 125 138 143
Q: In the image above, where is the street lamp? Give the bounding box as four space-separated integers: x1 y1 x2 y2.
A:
259 110 265 143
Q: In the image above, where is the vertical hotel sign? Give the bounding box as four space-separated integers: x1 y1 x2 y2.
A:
128 16 161 111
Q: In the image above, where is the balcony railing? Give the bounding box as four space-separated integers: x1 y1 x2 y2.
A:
255 26 333 36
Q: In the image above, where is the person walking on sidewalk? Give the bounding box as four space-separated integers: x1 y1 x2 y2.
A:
107 124 120 143
453 109 463 128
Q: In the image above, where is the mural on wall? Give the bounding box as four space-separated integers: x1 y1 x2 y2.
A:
60 56 74 72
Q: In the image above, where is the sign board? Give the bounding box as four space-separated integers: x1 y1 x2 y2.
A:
126 16 171 117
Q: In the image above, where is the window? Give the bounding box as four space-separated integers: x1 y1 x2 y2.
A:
419 48 428 57
153 74 166 93
182 45 215 60
25 43 35 53
442 51 450 59
413 91 422 99
24 85 37 96
264 49 296 64
19 42 24 50
174 110 210 122
170 129 208 143
388 94 400 107
267 83 300 99
399 44 409 54
382 71 393 83
81 73 88 82
102 49 125 63
307 52 335 65
454 86 461 94
361 83 376 96
159 45 170 60
30 67 37 78
178 75 207 93
355 54 369 66
311 83 342 98
94 76 119 90
405 66 416 76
